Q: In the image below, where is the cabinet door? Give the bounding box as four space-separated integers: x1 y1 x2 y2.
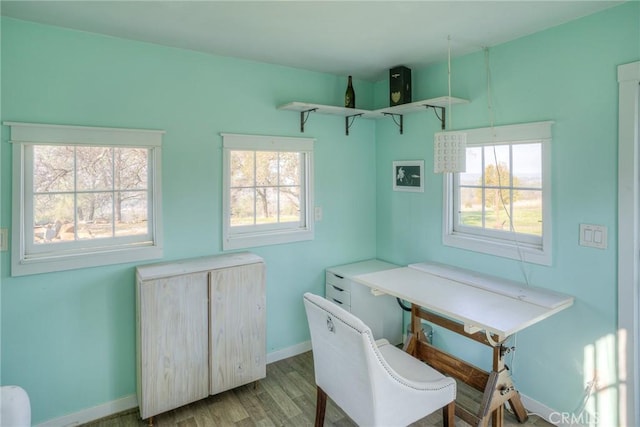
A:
137 272 209 419
209 263 266 395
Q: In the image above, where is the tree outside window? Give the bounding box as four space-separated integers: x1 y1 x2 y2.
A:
32 145 150 243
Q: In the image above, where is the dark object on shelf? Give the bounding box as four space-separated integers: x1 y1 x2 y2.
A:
389 66 411 106
345 75 355 108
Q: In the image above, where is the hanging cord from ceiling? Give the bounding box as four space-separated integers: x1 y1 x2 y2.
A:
483 47 577 422
484 47 532 288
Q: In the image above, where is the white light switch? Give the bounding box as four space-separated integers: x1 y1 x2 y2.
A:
579 224 607 249
593 230 603 244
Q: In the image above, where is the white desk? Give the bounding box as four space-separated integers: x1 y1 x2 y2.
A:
353 262 574 427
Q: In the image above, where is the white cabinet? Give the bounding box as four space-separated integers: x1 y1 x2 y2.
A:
136 253 265 420
325 259 402 345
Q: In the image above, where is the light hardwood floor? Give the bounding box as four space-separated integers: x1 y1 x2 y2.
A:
84 351 552 427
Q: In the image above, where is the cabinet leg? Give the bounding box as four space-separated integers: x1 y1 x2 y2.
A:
147 416 153 427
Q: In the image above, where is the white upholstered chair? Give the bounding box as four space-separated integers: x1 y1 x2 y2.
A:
303 292 456 427
1 385 31 427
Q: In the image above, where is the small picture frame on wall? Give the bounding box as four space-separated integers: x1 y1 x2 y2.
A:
393 160 424 192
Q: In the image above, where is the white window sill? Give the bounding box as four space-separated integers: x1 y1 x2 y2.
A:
223 228 314 251
443 232 551 266
12 245 163 276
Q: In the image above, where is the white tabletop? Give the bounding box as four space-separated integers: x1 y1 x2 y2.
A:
326 259 399 278
353 265 574 341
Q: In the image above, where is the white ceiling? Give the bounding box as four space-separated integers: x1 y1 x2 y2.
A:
0 0 624 81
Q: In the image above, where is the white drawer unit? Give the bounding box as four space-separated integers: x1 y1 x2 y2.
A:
326 272 352 308
325 259 403 345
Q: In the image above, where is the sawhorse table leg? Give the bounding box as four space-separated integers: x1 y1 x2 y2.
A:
407 305 529 427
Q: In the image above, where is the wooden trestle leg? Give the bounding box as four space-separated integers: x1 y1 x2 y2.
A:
406 304 529 427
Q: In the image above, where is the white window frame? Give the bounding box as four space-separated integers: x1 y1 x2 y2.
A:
617 60 640 427
443 121 553 265
222 133 314 250
7 121 164 276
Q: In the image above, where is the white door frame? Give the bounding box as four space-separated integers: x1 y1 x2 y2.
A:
618 60 640 427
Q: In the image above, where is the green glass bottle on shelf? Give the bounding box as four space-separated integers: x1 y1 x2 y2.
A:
345 75 355 108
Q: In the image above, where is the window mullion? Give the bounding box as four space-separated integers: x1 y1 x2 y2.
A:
305 152 309 226
300 152 306 227
481 148 486 229
509 144 514 232
453 175 458 227
73 146 79 242
277 152 281 224
147 149 153 237
112 147 116 238
253 151 257 226
24 145 35 249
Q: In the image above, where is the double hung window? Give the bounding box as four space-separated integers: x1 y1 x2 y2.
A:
222 133 314 250
8 122 164 276
443 121 553 265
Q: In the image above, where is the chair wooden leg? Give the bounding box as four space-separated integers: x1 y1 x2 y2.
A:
442 401 455 427
315 386 327 427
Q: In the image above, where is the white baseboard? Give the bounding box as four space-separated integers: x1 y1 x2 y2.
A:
35 341 312 426
520 393 564 426
266 340 312 364
520 394 596 427
35 394 138 427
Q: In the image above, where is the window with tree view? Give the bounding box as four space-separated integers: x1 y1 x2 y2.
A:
222 134 314 250
229 150 302 227
456 143 542 239
8 122 164 276
31 145 150 246
443 122 552 265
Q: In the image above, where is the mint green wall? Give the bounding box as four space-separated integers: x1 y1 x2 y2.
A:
1 2 638 424
0 18 377 423
374 1 639 419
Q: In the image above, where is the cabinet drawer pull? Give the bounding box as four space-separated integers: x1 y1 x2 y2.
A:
332 298 343 305
334 274 344 279
332 285 344 292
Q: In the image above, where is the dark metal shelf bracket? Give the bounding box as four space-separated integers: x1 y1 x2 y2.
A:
382 112 404 134
424 104 446 130
300 108 318 133
345 114 363 136
299 105 445 135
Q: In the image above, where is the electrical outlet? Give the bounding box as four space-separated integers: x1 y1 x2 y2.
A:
0 228 8 251
314 207 323 221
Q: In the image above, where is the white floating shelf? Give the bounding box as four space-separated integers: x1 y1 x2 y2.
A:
277 96 469 135
372 96 469 115
278 102 378 117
